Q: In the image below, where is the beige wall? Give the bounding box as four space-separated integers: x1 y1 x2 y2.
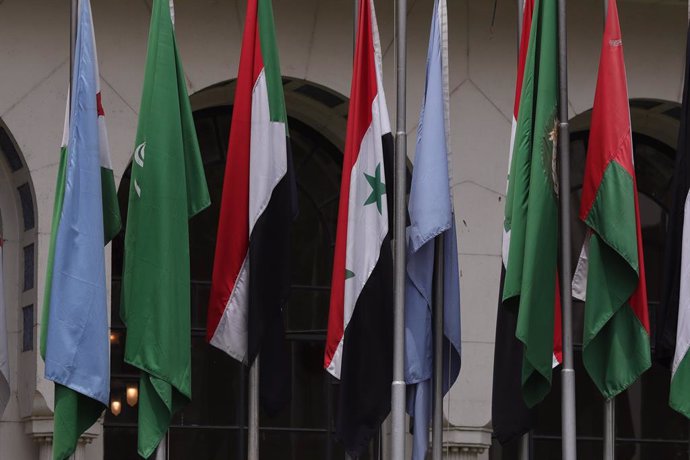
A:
0 0 687 458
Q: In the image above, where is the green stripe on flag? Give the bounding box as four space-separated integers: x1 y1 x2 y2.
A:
582 162 650 398
40 147 68 359
670 352 690 418
101 167 122 242
257 0 288 127
52 384 104 460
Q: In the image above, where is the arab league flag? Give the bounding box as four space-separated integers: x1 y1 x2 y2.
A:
404 1 461 459
665 26 690 418
502 0 559 408
119 0 210 456
39 1 122 458
572 0 651 399
206 0 297 415
0 236 8 418
323 0 394 455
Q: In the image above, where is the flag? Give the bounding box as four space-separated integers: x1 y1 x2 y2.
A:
572 0 650 399
38 1 121 458
404 1 461 458
206 0 297 415
663 26 690 417
491 0 535 444
323 0 394 455
657 26 690 370
119 0 210 456
492 0 564 443
501 0 559 409
0 235 9 418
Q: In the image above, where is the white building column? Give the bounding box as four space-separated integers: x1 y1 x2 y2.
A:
442 426 492 460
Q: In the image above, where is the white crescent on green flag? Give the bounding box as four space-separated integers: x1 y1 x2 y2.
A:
39 0 121 459
119 0 210 456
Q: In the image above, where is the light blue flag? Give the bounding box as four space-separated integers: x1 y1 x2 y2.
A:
40 2 119 458
404 0 461 458
43 0 109 405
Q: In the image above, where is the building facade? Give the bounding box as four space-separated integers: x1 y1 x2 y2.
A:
0 0 688 458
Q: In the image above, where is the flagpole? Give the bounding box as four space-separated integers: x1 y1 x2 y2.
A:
432 235 445 460
66 1 77 454
248 356 259 460
392 0 408 456
69 0 77 113
603 397 615 459
516 2 531 458
557 0 577 458
599 3 615 459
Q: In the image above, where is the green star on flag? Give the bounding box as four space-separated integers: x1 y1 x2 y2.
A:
364 163 386 214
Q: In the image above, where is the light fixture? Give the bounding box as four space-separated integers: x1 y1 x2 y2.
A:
110 399 122 416
126 385 139 407
109 332 120 344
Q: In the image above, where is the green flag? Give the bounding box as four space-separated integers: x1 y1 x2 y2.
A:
502 0 559 408
573 0 650 399
120 0 210 457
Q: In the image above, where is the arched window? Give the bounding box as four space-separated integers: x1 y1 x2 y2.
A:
105 79 383 459
490 99 690 459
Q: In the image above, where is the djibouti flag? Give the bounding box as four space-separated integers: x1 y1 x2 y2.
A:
40 0 121 459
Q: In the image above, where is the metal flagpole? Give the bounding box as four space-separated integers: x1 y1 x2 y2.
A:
600 2 615 458
70 0 77 114
392 0 408 456
516 3 531 458
248 357 259 460
432 236 445 460
343 6 357 460
557 0 577 457
67 1 78 453
604 398 615 459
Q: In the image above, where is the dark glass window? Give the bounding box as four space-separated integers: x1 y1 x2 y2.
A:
17 183 34 231
0 127 22 172
22 305 33 352
23 244 34 291
490 105 690 459
105 102 380 459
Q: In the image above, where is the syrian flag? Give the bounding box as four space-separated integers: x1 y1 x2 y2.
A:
39 0 121 458
572 0 651 399
323 0 394 455
206 0 297 415
662 26 690 418
404 1 461 459
0 236 8 418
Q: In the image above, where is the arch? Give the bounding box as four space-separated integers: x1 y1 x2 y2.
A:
105 78 389 460
523 98 687 459
0 119 39 442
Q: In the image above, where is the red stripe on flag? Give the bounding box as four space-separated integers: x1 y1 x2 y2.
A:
631 174 650 333
579 0 634 219
207 0 265 340
324 0 379 369
96 92 105 117
579 0 649 333
513 0 534 120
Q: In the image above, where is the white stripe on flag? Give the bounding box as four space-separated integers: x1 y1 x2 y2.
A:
673 190 690 376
